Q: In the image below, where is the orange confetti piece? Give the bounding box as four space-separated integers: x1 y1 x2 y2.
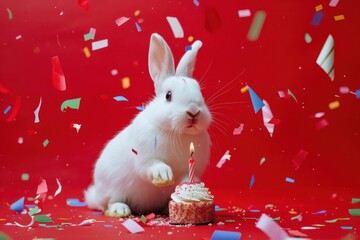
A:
334 15 345 21
83 47 91 58
329 100 340 110
240 85 249 93
122 77 130 89
134 10 141 16
315 4 323 11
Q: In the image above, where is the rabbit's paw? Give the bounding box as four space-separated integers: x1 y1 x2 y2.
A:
105 202 131 217
149 163 174 187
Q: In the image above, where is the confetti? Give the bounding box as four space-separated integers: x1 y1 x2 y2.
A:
51 56 66 91
292 149 309 170
316 35 334 81
134 10 141 16
122 218 145 234
288 230 308 237
356 90 360 99
329 100 340 110
238 9 251 18
83 47 91 58
216 150 231 168
329 0 340 7
305 33 312 43
250 175 255 189
113 96 128 101
240 85 248 93
166 17 184 38
285 177 295 183
312 210 326 214
248 86 265 113
72 123 81 133
210 230 242 240
34 97 42 123
316 118 329 129
28 207 41 216
193 0 200 7
256 213 289 240
247 11 266 41
334 15 345 21
115 17 130 26
287 89 298 102
92 39 108 51
140 215 147 224
312 11 324 26
66 198 87 207
135 22 142 32
35 215 53 223
339 86 350 94
291 214 303 221
5 216 35 228
43 139 49 147
54 178 62 197
233 123 244 135
315 4 323 11
61 98 81 112
204 6 222 32
10 197 25 213
21 173 29 181
111 69 118 76
352 198 360 204
262 99 275 137
78 0 89 11
341 226 353 230
260 157 266 165
122 77 131 89
18 137 24 144
136 105 145 111
4 105 11 115
7 8 13 20
348 209 360 216
73 219 96 226
84 28 96 41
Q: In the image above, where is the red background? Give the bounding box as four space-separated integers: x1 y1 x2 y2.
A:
1 0 359 239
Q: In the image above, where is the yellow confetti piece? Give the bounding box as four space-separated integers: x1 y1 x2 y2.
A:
334 15 345 21
329 100 340 110
83 47 91 58
289 210 298 215
240 85 249 93
312 224 326 227
122 77 130 89
134 10 141 17
58 218 73 221
315 4 323 11
188 36 194 42
337 217 350 221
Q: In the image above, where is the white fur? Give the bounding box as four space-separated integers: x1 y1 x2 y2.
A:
85 33 211 216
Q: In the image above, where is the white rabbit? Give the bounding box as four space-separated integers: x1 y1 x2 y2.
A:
84 33 211 217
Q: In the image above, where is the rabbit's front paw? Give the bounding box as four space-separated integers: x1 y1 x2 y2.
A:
149 162 174 187
105 202 131 217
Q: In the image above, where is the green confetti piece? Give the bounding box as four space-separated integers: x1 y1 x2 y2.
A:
140 215 147 224
348 209 360 216
247 11 266 41
61 98 81 112
272 216 281 221
43 139 49 147
352 198 360 204
7 8 13 20
84 33 93 41
35 215 53 223
260 157 266 165
21 173 29 181
305 33 312 43
0 231 11 240
325 218 338 223
28 206 40 216
287 89 298 103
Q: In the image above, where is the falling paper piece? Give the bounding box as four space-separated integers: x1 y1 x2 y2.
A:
72 123 81 133
111 69 118 76
256 214 289 240
240 85 248 93
250 175 255 189
122 77 131 89
329 100 340 109
5 216 35 228
10 197 25 213
4 106 11 115
166 17 184 38
34 97 42 123
210 230 242 240
238 9 251 18
140 215 147 224
285 177 295 183
18 137 24 144
92 39 108 51
204 7 222 32
233 124 244 135
83 47 91 58
66 198 87 207
262 99 275 137
305 33 312 43
115 16 130 26
113 96 128 101
54 178 62 197
341 226 353 230
7 8 13 20
339 86 350 94
247 11 266 41
21 173 29 181
43 139 49 147
348 209 360 216
34 215 53 223
73 219 96 226
37 178 48 195
314 112 325 118
292 149 309 170
248 86 265 113
315 4 323 11
329 0 340 7
288 230 308 237
122 219 145 234
287 89 298 102
312 210 326 214
51 56 66 91
334 15 345 21
352 198 360 204
84 28 96 41
28 207 41 216
216 150 231 168
61 98 81 111
135 22 142 32
78 0 89 10
316 35 335 81
291 214 303 221
312 11 324 26
260 157 266 165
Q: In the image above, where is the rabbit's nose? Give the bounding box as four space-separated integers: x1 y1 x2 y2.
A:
186 110 200 119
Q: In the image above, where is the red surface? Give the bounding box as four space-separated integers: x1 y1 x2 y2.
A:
1 0 360 239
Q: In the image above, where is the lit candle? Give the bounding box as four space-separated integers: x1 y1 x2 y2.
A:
189 142 195 183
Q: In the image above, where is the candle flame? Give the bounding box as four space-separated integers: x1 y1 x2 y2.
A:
190 142 195 156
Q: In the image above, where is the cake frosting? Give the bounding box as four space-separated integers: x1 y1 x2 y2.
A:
171 182 213 203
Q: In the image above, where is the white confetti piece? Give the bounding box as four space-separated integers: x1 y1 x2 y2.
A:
238 9 251 18
166 16 184 38
256 214 289 240
233 123 244 135
329 0 340 7
92 39 108 51
115 16 130 26
122 218 145 233
54 178 62 197
5 216 35 228
262 99 275 137
216 150 231 168
34 97 42 123
316 35 334 81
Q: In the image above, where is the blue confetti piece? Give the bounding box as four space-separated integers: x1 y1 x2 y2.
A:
135 22 142 32
113 96 128 101
10 197 25 213
4 105 11 115
355 89 360 99
185 46 192 51
136 105 145 111
312 11 324 26
104 224 113 228
249 209 260 213
193 0 200 6
341 226 353 230
285 177 295 183
250 175 255 189
66 198 87 207
312 210 327 214
248 86 265 113
210 230 242 240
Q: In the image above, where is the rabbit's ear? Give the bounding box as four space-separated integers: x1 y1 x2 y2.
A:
149 33 175 94
175 40 202 77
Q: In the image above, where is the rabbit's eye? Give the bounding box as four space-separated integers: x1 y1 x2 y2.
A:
165 91 172 102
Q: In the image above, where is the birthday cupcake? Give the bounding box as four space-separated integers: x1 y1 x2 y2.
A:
168 181 215 224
